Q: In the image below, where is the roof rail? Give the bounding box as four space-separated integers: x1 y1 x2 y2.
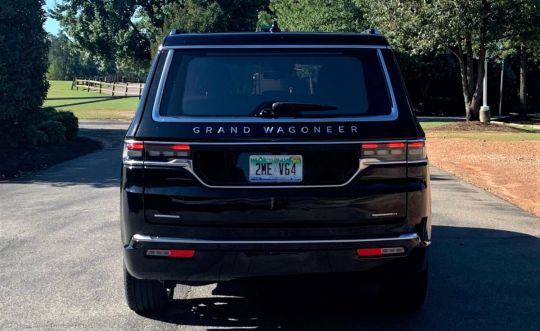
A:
169 29 185 36
363 28 382 36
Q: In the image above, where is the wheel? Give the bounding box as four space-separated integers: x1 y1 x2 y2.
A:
382 265 428 311
124 265 174 314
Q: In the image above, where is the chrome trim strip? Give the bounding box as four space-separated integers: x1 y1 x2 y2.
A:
131 233 419 245
151 48 399 123
162 44 391 50
154 214 181 219
125 138 425 146
377 49 398 119
151 50 175 123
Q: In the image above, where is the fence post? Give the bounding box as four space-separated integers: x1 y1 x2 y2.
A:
125 82 129 97
71 78 75 90
87 80 90 92
99 81 102 94
139 82 142 99
112 82 115 97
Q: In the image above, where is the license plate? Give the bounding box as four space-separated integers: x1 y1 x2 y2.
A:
249 155 303 183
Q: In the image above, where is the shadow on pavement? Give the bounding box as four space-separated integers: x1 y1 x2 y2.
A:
6 127 126 188
147 226 540 330
49 96 136 108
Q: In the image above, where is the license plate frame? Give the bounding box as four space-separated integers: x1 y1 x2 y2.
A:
249 155 303 183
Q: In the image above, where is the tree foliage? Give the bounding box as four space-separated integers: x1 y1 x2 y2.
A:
365 0 540 120
48 34 101 81
261 0 366 32
53 0 269 72
162 1 227 35
0 0 50 145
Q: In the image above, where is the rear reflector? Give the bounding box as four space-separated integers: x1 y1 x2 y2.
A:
146 249 195 259
357 247 405 257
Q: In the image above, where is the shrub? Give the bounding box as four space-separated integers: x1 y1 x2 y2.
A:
0 0 50 146
24 125 49 146
37 120 66 145
51 112 78 140
23 107 78 145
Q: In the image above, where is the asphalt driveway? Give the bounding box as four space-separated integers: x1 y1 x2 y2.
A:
0 121 539 330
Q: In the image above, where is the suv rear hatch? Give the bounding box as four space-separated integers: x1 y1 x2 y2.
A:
127 46 426 226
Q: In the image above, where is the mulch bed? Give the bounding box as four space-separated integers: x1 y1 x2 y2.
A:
429 121 523 132
0 137 102 180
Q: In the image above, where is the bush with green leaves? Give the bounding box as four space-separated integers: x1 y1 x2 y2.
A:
0 0 50 146
37 120 67 145
23 108 78 146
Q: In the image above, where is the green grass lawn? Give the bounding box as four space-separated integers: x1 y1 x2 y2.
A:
426 130 540 141
420 119 539 140
419 121 451 130
44 80 139 120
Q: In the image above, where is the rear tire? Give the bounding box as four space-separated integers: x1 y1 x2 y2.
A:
124 265 173 314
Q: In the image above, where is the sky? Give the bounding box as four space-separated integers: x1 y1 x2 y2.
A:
44 0 60 35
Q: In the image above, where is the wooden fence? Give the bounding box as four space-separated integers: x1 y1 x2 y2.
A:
72 78 145 98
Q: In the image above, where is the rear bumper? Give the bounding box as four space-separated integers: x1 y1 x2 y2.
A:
123 232 428 282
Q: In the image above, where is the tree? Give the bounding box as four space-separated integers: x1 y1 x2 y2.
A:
162 1 227 35
51 0 156 73
365 0 540 121
497 0 540 117
48 33 101 81
261 0 366 32
53 0 269 71
0 0 50 145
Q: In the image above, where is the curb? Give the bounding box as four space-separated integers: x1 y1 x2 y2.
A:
490 120 540 131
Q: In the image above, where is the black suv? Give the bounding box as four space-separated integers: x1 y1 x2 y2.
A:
121 30 431 314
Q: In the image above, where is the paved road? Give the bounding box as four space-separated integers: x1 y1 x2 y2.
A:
1 121 539 330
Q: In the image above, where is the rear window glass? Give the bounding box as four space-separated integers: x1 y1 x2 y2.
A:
159 49 392 118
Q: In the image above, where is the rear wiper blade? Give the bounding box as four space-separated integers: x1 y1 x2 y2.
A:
271 102 337 112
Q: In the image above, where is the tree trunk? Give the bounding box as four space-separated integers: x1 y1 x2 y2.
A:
519 44 527 118
465 0 489 121
451 46 474 120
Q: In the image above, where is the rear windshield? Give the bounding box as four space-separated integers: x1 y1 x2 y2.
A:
159 49 392 118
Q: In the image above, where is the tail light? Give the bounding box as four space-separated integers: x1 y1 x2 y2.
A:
123 140 191 164
361 142 406 161
124 141 144 162
407 141 427 161
361 140 426 162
